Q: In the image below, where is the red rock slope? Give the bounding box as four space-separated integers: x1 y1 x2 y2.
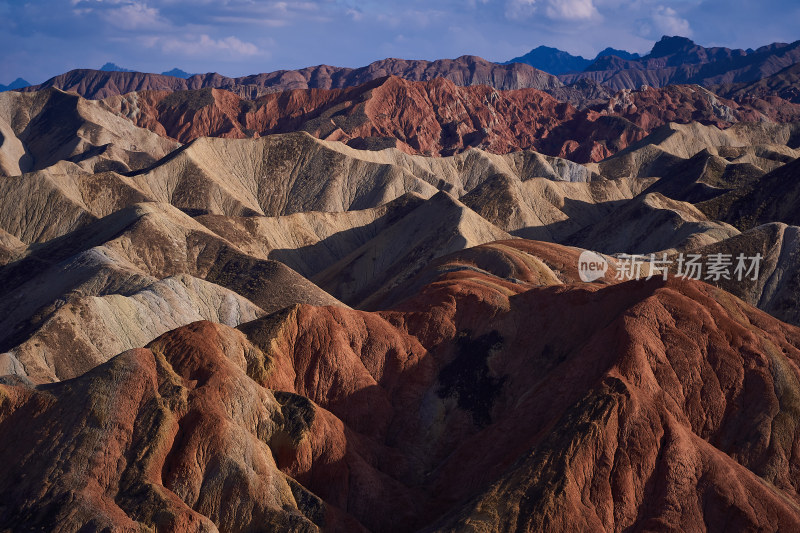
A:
103 77 800 163
2 240 800 531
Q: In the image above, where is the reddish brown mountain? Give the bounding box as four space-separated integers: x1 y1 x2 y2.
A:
560 35 800 91
2 240 800 531
102 76 800 162
20 55 562 100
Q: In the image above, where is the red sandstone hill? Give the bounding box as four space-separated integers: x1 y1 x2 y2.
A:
19 55 562 100
2 240 800 531
100 76 800 162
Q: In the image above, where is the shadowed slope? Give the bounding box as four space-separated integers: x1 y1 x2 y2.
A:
567 192 740 254
675 223 800 327
0 89 178 177
698 156 800 230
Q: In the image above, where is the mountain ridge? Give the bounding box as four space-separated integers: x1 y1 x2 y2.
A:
19 55 563 100
96 76 800 163
505 45 641 74
0 78 29 92
560 35 800 90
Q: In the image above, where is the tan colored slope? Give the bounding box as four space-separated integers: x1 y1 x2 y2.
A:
313 191 511 308
0 88 178 177
462 174 656 242
568 192 740 254
676 223 800 326
127 133 437 217
0 228 24 265
597 121 800 180
0 131 599 245
0 137 432 244
0 163 151 243
698 156 800 231
127 133 601 218
0 203 346 383
641 147 768 204
309 141 602 195
0 274 265 384
0 202 347 314
196 193 427 279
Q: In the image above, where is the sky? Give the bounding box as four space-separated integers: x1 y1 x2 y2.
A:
1 0 799 85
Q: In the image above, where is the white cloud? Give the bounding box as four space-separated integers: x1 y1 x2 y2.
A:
545 0 599 20
72 0 164 29
346 7 363 21
156 34 260 56
104 2 161 30
505 0 537 19
505 0 599 21
376 9 445 28
652 5 691 36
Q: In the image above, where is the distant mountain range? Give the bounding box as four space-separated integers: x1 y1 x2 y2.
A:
713 62 800 103
20 55 563 100
503 36 800 92
99 62 194 79
160 68 194 79
505 46 640 74
99 62 135 73
0 78 29 92
556 35 800 90
9 35 800 103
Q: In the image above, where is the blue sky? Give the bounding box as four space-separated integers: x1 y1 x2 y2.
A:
1 0 799 84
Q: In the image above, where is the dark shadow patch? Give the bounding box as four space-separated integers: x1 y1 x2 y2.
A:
437 330 506 427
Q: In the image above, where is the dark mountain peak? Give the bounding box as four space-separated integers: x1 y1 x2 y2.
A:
0 78 30 92
100 62 135 73
648 36 697 58
584 55 639 72
534 45 569 53
161 68 194 79
595 47 640 61
505 46 591 75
